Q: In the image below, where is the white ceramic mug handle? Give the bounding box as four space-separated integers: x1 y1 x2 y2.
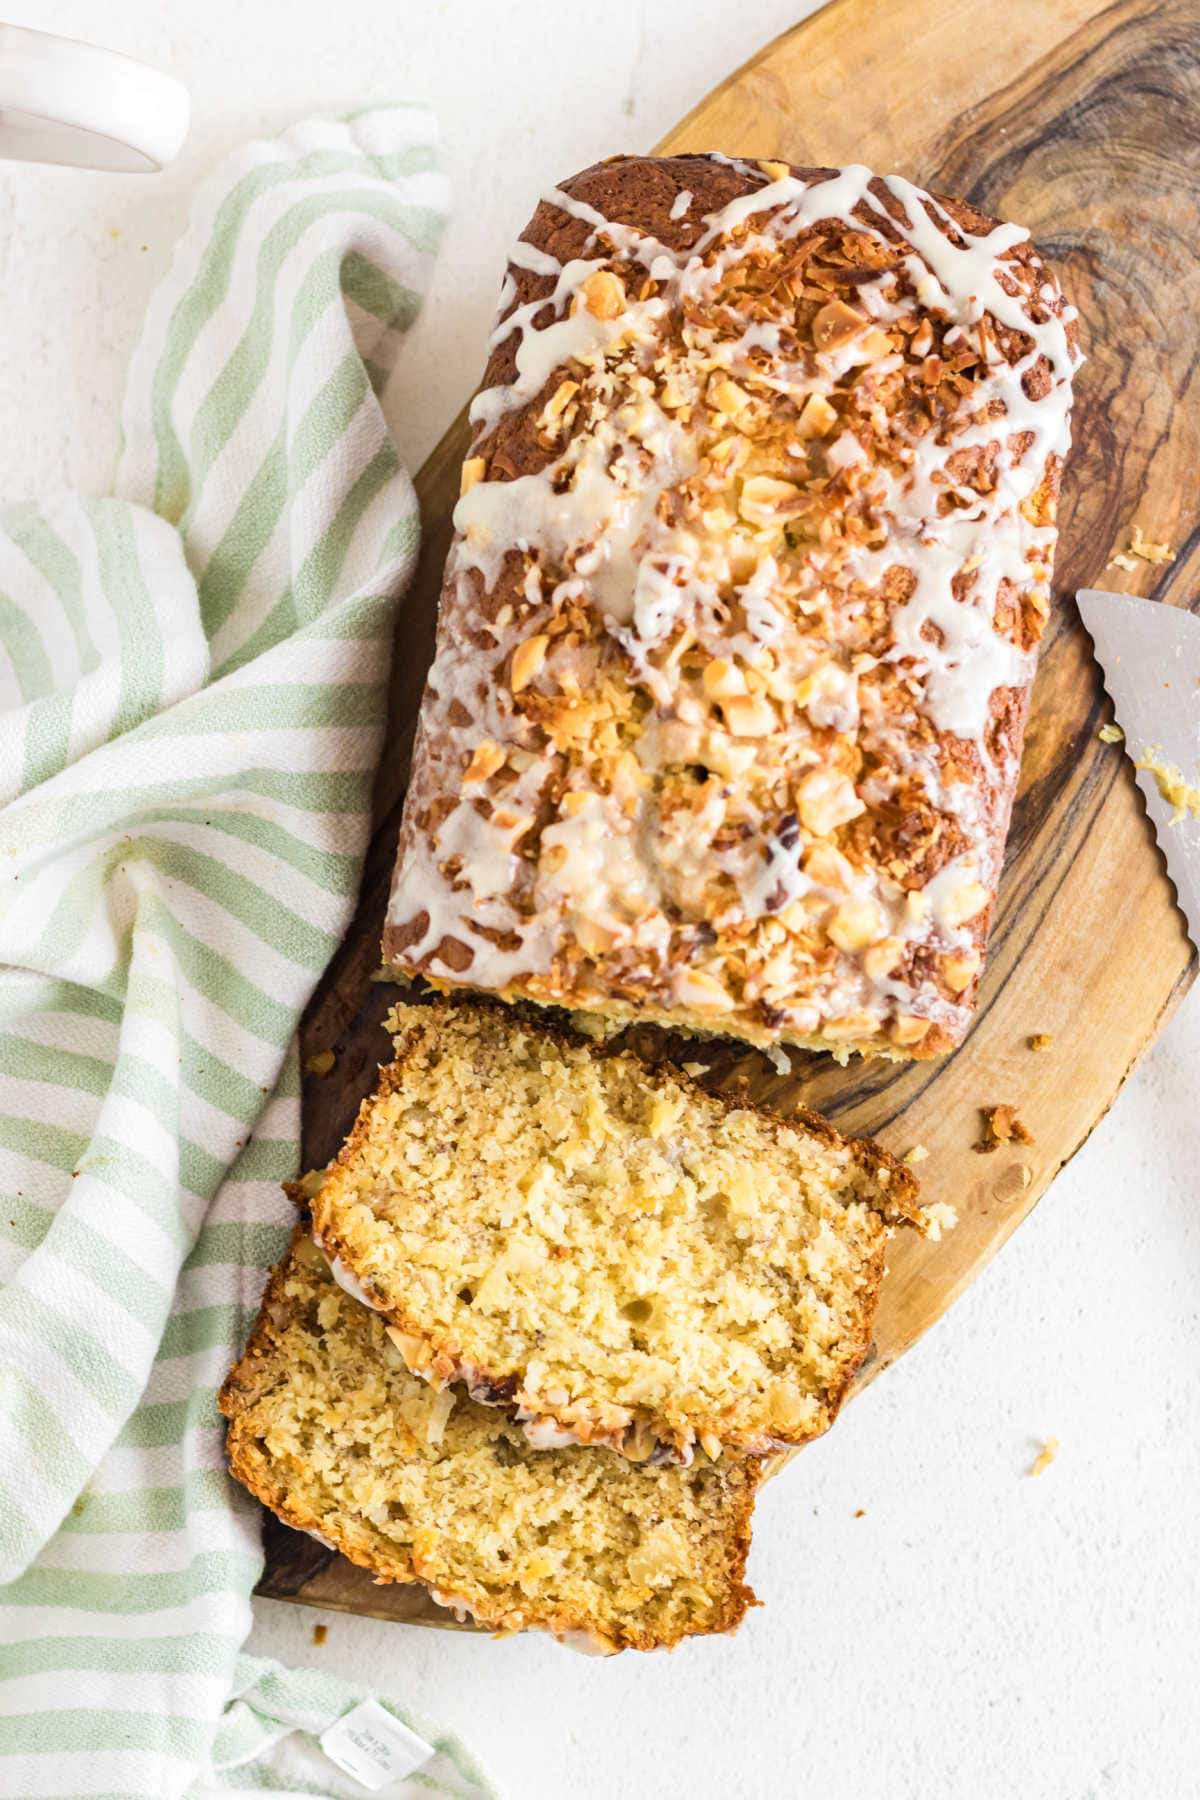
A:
0 23 189 171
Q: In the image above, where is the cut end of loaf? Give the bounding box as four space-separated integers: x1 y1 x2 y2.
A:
308 996 922 1462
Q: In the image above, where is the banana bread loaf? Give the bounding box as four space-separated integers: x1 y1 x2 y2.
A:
383 154 1080 1057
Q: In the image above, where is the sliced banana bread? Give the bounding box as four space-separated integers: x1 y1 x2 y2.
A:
221 1233 760 1651
308 997 925 1462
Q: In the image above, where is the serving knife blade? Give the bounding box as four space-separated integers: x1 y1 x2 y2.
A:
1075 587 1200 953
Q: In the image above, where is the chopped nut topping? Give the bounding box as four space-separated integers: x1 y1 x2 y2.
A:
941 948 981 993
459 456 487 496
574 918 616 957
796 392 838 438
939 878 990 928
510 634 550 694
828 898 882 952
738 474 804 525
797 768 864 838
812 298 866 352
710 377 752 416
538 379 580 436
862 937 904 980
702 658 746 700
678 969 737 1012
721 691 776 737
578 268 626 320
462 739 506 785
803 842 855 890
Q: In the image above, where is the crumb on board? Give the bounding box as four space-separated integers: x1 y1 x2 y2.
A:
1028 1437 1059 1477
1097 722 1124 744
312 1623 328 1646
903 1143 929 1165
1028 1033 1055 1052
1107 523 1176 570
919 1200 958 1242
304 1049 336 1077
975 1104 1035 1153
1134 748 1200 825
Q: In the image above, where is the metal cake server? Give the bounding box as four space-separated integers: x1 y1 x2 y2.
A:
1076 588 1200 952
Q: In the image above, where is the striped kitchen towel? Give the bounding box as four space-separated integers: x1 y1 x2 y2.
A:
0 109 494 1799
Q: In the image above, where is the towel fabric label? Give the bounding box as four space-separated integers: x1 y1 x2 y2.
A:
319 1699 436 1791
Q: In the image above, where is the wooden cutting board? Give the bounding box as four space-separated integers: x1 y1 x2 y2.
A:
257 0 1199 1624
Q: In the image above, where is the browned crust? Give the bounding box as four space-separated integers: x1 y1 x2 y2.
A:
383 153 1076 1059
220 1229 761 1652
308 992 921 1458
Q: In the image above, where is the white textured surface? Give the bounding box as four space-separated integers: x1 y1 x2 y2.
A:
11 5 1199 1796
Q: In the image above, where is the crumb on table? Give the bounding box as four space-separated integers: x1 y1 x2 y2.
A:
1028 1437 1059 1477
920 1201 958 1242
1028 1033 1055 1052
1107 523 1176 570
975 1104 1034 1153
312 1623 328 1646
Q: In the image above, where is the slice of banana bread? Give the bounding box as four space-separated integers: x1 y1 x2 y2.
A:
221 1233 760 1651
308 997 925 1462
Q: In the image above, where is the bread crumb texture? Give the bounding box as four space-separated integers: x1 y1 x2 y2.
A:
1028 1436 1059 1477
974 1103 1034 1152
1107 522 1175 570
220 1234 759 1651
309 999 921 1460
